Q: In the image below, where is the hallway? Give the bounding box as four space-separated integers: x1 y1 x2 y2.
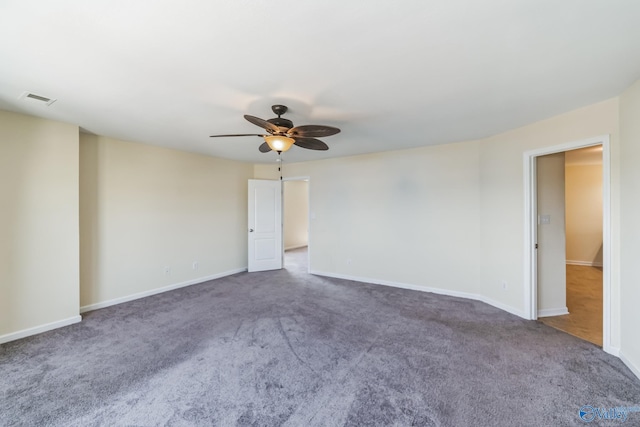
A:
284 246 309 274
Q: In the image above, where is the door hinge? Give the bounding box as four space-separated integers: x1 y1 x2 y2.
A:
535 243 538 249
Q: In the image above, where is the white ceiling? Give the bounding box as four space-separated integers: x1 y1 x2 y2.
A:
1 1 639 164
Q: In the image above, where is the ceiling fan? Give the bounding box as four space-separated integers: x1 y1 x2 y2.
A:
210 105 340 153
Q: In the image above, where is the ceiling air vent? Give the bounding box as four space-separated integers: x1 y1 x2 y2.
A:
19 91 57 106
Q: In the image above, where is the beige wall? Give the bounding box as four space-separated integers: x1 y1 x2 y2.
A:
2 87 637 378
478 98 620 335
565 162 603 266
80 135 252 309
283 180 309 250
620 78 640 378
536 153 567 315
0 110 80 341
257 97 620 331
257 141 484 299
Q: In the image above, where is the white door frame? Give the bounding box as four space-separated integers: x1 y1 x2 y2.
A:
282 176 311 273
523 135 613 353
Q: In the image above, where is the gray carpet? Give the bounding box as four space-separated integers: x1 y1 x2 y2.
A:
1 248 639 426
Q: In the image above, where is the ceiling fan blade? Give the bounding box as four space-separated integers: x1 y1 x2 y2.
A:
244 115 279 133
209 133 264 138
293 137 329 151
288 125 340 138
258 142 271 153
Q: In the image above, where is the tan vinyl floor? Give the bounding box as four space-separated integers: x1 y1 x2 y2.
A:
539 264 603 346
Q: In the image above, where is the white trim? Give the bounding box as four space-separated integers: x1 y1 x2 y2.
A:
310 270 527 319
285 244 308 251
80 268 246 313
0 315 82 344
523 153 538 320
538 307 569 317
566 260 603 267
619 351 640 381
523 135 613 354
602 136 612 355
481 295 527 318
281 176 310 182
607 346 621 358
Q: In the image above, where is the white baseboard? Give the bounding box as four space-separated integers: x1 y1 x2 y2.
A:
285 244 308 251
566 260 603 267
605 345 620 357
0 315 82 345
619 350 640 381
480 295 527 319
538 307 569 317
1 268 247 345
310 270 527 319
80 267 247 313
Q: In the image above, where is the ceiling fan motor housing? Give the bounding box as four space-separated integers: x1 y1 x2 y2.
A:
271 104 287 115
268 105 292 129
267 117 293 129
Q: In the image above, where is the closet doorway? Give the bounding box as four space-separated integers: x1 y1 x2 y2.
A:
524 135 612 354
537 146 603 346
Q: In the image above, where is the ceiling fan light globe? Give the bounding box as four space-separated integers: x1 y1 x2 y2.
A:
264 135 294 152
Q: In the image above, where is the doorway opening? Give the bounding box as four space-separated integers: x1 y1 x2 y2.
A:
536 146 603 346
524 135 613 354
282 177 310 273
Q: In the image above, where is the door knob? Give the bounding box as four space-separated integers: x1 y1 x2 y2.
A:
249 228 254 232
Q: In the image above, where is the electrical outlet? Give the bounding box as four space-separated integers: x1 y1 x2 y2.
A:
501 281 508 290
192 261 199 270
164 266 171 275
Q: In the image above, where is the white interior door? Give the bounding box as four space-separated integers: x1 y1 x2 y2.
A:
536 153 568 317
248 179 282 272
